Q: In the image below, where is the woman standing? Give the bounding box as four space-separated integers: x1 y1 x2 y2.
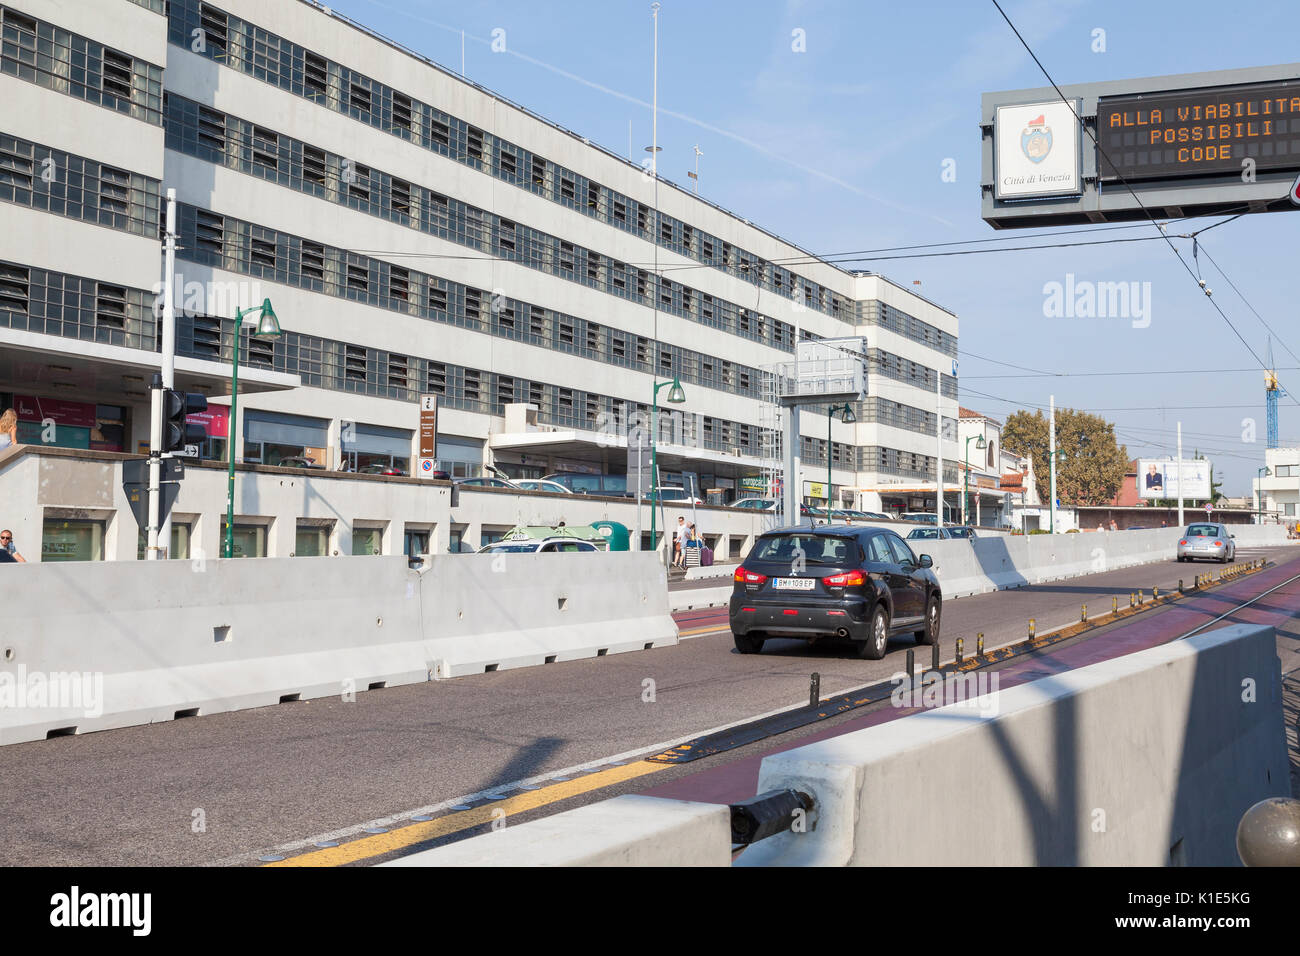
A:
0 408 17 451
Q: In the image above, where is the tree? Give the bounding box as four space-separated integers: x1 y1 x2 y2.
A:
1002 407 1130 506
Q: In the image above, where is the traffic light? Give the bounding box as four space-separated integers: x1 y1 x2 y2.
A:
161 389 208 453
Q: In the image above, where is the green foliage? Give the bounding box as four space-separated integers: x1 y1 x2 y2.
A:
1002 407 1130 506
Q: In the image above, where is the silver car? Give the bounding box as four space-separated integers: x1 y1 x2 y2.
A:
1176 522 1236 563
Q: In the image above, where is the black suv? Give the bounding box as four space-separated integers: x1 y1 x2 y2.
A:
729 526 942 660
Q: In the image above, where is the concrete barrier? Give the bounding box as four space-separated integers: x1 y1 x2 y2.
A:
738 622 1290 866
0 552 674 744
669 585 732 613
419 552 675 677
382 795 732 867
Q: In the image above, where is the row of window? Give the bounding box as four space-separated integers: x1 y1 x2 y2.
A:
173 202 765 400
860 300 957 359
0 257 942 480
0 259 151 351
0 131 162 236
871 348 958 400
172 309 770 456
859 445 960 484
163 92 799 354
165 0 847 320
0 6 164 126
126 0 165 14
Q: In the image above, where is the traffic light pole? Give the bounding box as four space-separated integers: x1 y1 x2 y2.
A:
159 189 178 553
145 375 164 560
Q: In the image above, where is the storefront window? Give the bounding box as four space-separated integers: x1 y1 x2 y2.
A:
220 521 266 558
136 523 191 559
294 526 329 556
352 528 382 555
342 423 413 475
42 518 105 561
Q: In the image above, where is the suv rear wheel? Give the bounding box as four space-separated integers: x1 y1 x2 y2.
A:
733 630 765 655
915 595 940 645
858 605 889 660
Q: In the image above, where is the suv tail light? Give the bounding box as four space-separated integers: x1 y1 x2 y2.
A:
822 570 866 587
734 567 768 585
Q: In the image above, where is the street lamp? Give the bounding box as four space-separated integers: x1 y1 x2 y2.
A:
1048 447 1066 533
825 403 855 515
223 298 282 559
648 375 685 564
1257 466 1271 525
963 434 987 526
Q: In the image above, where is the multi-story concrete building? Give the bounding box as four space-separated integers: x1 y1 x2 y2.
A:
1253 447 1300 523
0 0 961 559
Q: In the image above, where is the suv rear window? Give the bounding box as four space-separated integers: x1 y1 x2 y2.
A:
751 533 861 565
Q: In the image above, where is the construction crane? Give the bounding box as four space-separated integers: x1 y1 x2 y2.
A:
1266 339 1280 449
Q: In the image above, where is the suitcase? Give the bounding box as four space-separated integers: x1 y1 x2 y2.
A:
701 545 714 567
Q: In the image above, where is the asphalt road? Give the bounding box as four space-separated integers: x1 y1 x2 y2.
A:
0 543 1294 866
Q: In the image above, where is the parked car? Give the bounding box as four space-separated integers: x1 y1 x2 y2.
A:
542 472 630 496
945 526 978 539
1177 522 1236 563
652 485 703 506
729 526 941 660
455 476 520 490
906 527 951 540
275 456 325 469
514 479 573 494
476 525 608 553
357 463 405 476
901 512 939 524
731 497 778 510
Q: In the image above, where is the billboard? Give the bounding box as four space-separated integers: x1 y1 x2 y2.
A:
1138 459 1212 500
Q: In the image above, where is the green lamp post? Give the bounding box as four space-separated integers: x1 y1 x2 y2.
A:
825 403 855 514
964 434 987 525
223 298 282 559
1257 466 1271 525
648 375 685 564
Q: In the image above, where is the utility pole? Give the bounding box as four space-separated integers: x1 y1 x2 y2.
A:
1176 421 1184 527
1048 394 1057 534
690 144 702 193
935 366 943 528
148 188 179 560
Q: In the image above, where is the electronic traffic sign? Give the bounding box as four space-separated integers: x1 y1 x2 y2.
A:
1098 79 1300 182
982 63 1300 228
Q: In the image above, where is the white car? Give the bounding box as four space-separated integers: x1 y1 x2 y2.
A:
730 497 777 511
477 537 600 553
514 479 573 494
653 486 703 505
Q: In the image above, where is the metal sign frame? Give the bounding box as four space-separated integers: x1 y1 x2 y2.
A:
982 62 1300 229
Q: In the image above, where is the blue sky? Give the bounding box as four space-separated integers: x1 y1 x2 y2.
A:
325 0 1299 494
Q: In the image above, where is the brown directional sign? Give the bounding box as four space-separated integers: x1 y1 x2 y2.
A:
417 393 438 476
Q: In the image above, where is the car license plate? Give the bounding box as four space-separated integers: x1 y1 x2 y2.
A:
774 578 815 590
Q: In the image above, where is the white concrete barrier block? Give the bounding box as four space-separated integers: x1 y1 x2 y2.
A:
739 623 1288 866
382 795 732 867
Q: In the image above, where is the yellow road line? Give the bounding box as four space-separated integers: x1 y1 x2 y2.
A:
678 624 729 637
264 760 670 867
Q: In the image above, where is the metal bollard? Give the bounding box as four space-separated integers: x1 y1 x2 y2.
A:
976 632 984 656
809 672 820 708
1112 595 1119 615
956 637 964 664
931 642 939 671
1081 603 1087 623
1129 592 1136 608
1236 797 1300 866
1153 587 1159 600
730 789 815 846
906 648 915 685
1178 579 1183 593
1028 618 1036 639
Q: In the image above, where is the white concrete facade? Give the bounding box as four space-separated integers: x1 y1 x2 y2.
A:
0 0 963 559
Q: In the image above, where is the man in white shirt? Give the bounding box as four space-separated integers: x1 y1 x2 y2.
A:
672 516 687 568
